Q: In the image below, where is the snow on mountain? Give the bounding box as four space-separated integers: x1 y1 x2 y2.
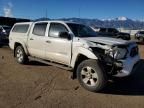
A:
116 16 128 21
101 17 128 21
36 17 144 29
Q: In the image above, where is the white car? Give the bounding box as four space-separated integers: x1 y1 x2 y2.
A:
9 21 140 92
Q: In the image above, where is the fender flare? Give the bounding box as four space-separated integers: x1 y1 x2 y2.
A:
70 47 98 68
14 40 29 55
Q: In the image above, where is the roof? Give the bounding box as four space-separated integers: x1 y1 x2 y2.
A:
14 20 83 25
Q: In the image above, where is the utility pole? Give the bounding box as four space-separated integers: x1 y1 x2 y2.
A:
78 8 81 18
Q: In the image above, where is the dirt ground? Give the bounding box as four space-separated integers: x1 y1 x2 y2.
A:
0 44 144 108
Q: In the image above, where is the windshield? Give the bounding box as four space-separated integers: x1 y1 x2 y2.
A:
3 26 11 31
67 23 97 37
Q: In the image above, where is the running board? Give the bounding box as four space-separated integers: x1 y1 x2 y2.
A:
28 56 72 71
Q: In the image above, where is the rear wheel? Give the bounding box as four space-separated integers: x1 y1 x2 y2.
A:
15 46 28 64
77 59 107 92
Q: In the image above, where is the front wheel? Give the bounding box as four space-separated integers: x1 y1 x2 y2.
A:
77 59 107 92
15 46 28 64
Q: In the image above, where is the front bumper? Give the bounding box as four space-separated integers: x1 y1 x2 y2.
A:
114 55 140 77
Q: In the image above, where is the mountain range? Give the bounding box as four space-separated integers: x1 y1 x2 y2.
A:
36 17 144 30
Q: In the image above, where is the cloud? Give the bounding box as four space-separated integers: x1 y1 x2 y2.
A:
3 2 13 17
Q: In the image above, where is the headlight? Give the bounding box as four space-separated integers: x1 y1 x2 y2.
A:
113 47 127 59
106 47 128 59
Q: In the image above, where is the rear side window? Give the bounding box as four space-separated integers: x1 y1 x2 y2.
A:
108 28 118 33
108 28 114 33
12 24 29 33
99 28 106 32
139 31 144 34
32 23 47 36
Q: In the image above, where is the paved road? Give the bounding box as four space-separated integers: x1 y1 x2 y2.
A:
0 46 144 108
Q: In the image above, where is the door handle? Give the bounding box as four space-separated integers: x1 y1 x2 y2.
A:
30 38 34 40
46 40 51 43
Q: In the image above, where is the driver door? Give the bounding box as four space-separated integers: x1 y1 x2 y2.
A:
45 23 72 65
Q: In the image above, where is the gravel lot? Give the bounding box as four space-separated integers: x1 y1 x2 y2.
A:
0 44 144 108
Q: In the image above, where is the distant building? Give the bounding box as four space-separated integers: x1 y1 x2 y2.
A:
0 16 30 27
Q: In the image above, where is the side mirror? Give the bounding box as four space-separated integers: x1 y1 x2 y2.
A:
59 32 71 40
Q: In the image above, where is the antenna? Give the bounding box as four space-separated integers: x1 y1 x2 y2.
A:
45 8 48 19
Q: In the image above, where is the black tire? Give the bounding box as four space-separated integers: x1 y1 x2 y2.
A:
15 46 28 64
77 59 107 92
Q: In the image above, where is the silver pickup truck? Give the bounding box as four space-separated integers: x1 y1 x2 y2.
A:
9 21 140 92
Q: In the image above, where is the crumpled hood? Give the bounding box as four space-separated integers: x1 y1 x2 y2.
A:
81 37 134 46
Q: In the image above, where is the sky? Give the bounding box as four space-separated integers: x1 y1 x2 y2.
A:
0 0 144 20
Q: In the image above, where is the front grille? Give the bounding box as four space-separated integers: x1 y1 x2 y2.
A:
130 46 138 57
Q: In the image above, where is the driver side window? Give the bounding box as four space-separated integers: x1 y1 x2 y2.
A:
49 23 68 38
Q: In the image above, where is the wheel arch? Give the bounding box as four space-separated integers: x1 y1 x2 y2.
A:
71 47 98 68
14 42 28 57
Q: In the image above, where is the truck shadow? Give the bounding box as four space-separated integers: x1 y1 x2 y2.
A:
102 59 144 96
